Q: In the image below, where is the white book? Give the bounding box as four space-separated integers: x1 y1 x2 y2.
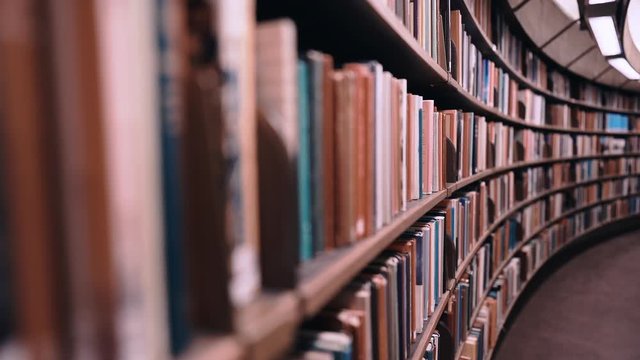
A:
94 0 171 358
371 63 385 230
399 79 408 211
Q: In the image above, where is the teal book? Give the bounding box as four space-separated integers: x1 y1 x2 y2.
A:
306 51 326 255
298 60 314 261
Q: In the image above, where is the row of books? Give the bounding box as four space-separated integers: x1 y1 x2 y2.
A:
576 82 640 112
382 0 447 69
260 18 640 264
293 181 640 359
3 0 640 358
464 0 640 112
448 10 640 131
522 99 640 131
456 196 640 359
386 0 640 131
295 213 450 359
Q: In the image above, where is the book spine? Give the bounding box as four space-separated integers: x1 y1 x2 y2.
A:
216 0 261 306
298 60 314 260
98 0 173 356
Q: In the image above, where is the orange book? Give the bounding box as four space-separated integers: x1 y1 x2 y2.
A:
333 70 356 246
344 63 374 238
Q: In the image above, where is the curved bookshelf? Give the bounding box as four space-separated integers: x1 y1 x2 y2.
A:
268 0 640 137
452 172 640 284
254 1 640 359
482 214 640 360
451 193 640 360
451 0 640 117
406 188 640 360
297 153 640 317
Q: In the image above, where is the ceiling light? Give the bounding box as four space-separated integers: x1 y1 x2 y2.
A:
629 0 640 53
588 0 616 3
553 0 580 20
588 16 622 56
609 57 640 79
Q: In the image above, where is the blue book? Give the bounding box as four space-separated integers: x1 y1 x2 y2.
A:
298 60 314 261
157 0 189 352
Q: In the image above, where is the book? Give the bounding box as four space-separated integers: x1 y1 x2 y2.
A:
256 19 301 287
217 0 261 308
94 0 171 356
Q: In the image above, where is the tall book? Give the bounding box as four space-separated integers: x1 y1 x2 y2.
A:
47 0 117 357
344 63 375 238
216 0 261 307
0 148 11 344
94 0 171 357
333 70 357 246
307 51 336 251
256 18 300 287
0 1 64 357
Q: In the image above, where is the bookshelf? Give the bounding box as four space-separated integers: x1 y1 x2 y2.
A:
454 192 640 360
2 0 640 360
252 0 640 359
451 0 640 116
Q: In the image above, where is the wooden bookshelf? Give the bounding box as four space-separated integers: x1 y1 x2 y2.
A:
453 172 640 281
408 290 452 360
251 1 640 359
184 151 640 359
6 1 639 359
450 0 640 117
298 153 640 319
298 190 448 316
260 0 640 138
452 194 640 360
479 213 640 360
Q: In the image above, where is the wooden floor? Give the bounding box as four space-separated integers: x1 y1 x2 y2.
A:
494 228 640 360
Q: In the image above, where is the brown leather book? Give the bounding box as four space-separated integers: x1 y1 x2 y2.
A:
46 0 122 355
333 70 356 246
344 63 374 239
0 2 67 356
388 239 417 341
485 297 498 348
450 10 463 82
256 19 301 291
443 110 459 183
371 274 389 360
463 113 473 178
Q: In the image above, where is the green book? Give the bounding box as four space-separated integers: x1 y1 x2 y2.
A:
298 60 314 261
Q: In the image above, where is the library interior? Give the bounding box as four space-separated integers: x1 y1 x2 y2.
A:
2 0 640 359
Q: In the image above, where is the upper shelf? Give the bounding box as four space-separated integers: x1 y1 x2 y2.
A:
451 0 640 116
258 0 640 136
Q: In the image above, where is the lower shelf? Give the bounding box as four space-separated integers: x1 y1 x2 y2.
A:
462 214 640 360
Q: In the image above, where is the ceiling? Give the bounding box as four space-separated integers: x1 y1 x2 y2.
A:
507 0 640 92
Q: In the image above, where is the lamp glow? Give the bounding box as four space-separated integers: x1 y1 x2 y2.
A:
553 0 580 20
588 16 622 56
609 57 640 80
588 0 616 4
